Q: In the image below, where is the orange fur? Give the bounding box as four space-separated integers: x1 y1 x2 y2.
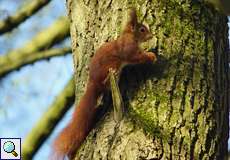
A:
52 82 99 159
52 8 157 160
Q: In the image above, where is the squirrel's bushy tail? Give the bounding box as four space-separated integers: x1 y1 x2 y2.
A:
52 82 100 159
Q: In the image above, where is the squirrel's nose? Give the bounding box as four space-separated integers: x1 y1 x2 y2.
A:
147 33 153 40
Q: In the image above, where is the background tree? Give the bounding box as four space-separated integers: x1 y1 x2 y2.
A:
0 0 74 159
0 0 229 160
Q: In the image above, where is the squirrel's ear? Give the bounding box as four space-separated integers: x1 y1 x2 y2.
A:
129 8 138 29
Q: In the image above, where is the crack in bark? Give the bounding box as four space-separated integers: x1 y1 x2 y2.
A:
189 124 198 160
177 135 184 160
154 100 160 126
168 127 176 160
178 54 198 159
107 122 121 159
166 56 181 123
106 0 113 9
189 90 195 110
179 55 195 123
202 30 210 113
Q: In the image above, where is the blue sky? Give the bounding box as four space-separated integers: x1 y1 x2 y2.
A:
0 0 73 159
0 1 229 159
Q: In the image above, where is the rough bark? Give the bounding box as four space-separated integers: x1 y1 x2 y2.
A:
67 0 229 159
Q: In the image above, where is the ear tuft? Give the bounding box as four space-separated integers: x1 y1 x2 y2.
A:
129 8 138 28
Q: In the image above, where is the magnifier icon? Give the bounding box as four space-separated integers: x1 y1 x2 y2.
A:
3 141 18 157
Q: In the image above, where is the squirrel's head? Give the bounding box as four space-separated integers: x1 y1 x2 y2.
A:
135 23 153 42
123 8 153 42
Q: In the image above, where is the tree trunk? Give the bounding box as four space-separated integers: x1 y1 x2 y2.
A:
66 0 229 159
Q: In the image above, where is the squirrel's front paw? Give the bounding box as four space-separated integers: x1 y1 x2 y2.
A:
147 52 157 62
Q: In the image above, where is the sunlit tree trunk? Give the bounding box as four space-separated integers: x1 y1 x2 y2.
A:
67 0 229 159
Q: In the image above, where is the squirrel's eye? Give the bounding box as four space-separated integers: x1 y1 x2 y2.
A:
140 27 146 32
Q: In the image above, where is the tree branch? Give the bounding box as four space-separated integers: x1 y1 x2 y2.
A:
22 77 75 160
0 47 72 77
0 17 70 76
0 0 52 35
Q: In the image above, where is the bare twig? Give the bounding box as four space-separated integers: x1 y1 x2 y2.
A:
0 17 70 76
0 47 72 76
0 0 52 35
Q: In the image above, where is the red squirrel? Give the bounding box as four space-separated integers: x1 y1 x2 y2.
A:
52 9 157 160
